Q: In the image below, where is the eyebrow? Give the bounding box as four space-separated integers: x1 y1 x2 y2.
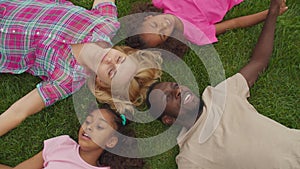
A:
98 117 109 124
87 114 109 124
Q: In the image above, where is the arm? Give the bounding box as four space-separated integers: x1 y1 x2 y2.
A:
92 0 115 8
0 151 43 169
14 151 44 169
0 89 45 136
215 10 268 35
215 2 288 35
239 0 283 88
0 164 12 169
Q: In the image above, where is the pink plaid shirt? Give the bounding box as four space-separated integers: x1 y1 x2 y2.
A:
0 0 120 106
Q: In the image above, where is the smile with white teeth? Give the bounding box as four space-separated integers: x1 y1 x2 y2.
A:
183 93 192 104
83 133 90 139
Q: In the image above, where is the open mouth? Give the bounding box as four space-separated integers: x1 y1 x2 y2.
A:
183 92 193 105
82 132 91 140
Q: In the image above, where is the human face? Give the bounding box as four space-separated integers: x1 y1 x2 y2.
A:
140 14 176 47
96 49 138 88
78 109 117 152
150 82 200 126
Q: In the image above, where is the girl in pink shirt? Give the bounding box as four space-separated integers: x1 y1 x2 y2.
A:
0 107 144 169
125 0 288 58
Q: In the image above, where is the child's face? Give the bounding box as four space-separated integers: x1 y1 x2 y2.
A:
78 109 118 152
96 49 138 88
140 14 176 47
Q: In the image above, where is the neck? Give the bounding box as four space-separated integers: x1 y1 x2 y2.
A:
79 147 104 167
181 110 202 130
182 100 204 130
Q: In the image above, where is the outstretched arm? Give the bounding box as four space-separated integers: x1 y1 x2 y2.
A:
0 89 45 137
0 151 44 169
93 0 115 8
0 164 12 169
215 1 287 35
239 0 284 88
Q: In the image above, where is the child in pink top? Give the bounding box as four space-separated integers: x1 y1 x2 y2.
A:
125 0 288 57
0 107 144 169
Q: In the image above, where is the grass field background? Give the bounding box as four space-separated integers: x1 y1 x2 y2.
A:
0 0 299 168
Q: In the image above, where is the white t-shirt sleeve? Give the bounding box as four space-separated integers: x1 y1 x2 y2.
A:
215 73 250 98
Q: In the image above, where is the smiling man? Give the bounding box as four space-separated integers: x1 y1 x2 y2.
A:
146 0 300 168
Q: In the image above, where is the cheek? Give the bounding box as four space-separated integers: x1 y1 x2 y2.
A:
96 66 111 85
92 130 115 145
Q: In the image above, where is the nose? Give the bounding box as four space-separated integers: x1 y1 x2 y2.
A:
174 87 181 99
86 124 93 132
161 22 168 30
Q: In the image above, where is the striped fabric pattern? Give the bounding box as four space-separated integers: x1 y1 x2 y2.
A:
0 0 120 106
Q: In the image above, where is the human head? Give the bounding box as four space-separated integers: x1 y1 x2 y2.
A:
89 46 163 114
78 107 124 152
124 2 188 58
139 14 177 47
146 82 204 128
78 105 144 169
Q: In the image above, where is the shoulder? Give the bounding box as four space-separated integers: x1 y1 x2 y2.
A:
152 0 163 8
213 73 250 98
44 135 76 148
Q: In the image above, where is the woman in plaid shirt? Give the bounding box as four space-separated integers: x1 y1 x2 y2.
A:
0 0 163 136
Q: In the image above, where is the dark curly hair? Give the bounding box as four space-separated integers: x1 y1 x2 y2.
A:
123 2 189 59
97 104 145 169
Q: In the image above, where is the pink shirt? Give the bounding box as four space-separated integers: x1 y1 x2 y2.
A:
153 0 243 45
43 135 110 169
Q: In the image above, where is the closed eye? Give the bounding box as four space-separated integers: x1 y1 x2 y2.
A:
151 22 158 28
172 83 179 89
117 56 125 63
108 68 117 79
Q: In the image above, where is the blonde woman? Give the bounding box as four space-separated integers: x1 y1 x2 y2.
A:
89 46 163 115
0 0 163 136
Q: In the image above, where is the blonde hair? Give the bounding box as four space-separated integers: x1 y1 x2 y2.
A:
89 46 163 115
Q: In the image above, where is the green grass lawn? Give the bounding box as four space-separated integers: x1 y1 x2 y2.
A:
0 0 299 168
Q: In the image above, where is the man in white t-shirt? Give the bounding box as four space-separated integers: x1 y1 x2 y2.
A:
147 0 300 168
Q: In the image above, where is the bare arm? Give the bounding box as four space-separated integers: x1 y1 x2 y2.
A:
0 164 12 169
0 89 45 136
215 10 268 35
14 151 44 169
215 2 288 35
93 0 115 8
239 0 284 88
0 151 43 169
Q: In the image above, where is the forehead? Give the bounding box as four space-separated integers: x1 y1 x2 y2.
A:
154 82 173 92
149 82 173 106
89 109 114 123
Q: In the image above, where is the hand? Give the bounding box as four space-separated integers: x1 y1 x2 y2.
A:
270 0 288 15
279 0 288 15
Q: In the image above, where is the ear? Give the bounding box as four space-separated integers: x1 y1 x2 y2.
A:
105 136 118 149
161 115 175 125
144 15 153 20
